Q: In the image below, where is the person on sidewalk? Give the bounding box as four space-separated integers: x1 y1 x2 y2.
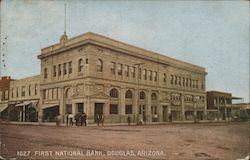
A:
65 114 69 126
127 115 131 126
101 114 104 126
83 112 87 126
96 114 100 126
68 113 74 126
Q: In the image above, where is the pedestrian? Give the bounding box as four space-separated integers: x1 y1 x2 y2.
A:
75 112 80 126
65 114 69 126
83 112 87 126
96 114 100 126
80 112 84 126
68 113 73 126
101 114 104 126
127 115 131 126
143 114 147 125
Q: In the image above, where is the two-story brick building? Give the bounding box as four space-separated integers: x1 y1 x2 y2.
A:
0 76 12 120
37 32 207 124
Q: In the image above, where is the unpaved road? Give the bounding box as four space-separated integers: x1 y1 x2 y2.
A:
0 122 249 160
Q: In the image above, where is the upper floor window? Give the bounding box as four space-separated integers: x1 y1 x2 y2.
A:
63 63 67 75
111 62 116 74
143 69 147 80
21 86 25 97
118 63 122 75
182 77 185 86
44 68 48 79
68 61 72 74
131 67 135 78
149 70 152 81
174 76 177 85
35 84 37 95
11 88 14 98
58 64 61 76
170 75 173 84
140 91 146 99
86 58 88 64
78 59 83 72
28 85 31 96
151 93 157 100
16 87 19 97
53 65 56 77
178 77 181 85
186 78 188 87
153 71 157 81
138 68 141 79
196 80 198 88
125 65 129 77
125 90 133 99
163 73 166 82
96 59 103 72
110 88 119 98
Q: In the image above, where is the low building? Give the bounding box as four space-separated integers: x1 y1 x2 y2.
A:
9 75 40 122
206 91 242 120
0 76 12 120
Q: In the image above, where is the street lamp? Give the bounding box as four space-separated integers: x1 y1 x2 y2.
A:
133 62 145 124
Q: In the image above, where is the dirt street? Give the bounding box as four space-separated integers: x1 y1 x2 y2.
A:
0 122 249 160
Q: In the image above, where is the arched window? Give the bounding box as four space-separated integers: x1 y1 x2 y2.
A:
151 93 157 100
96 59 103 72
125 90 133 99
44 68 47 79
110 88 119 98
28 85 31 96
140 91 145 99
78 59 83 72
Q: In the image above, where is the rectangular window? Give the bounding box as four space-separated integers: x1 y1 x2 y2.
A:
111 62 116 74
118 64 122 76
178 76 181 85
171 75 173 84
131 67 135 78
189 79 192 87
110 104 118 114
63 63 67 75
174 76 177 85
196 80 198 88
125 105 132 114
154 71 157 81
138 68 141 79
143 69 147 80
125 65 129 77
58 64 61 76
149 70 152 81
68 61 72 74
21 86 25 97
182 77 185 86
11 88 14 98
53 65 56 77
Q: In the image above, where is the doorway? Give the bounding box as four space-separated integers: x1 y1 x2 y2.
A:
94 103 103 123
162 105 168 122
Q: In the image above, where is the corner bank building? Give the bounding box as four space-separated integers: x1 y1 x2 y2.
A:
38 32 207 124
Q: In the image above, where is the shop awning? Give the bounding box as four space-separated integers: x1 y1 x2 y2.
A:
16 101 32 107
41 103 59 109
0 104 8 112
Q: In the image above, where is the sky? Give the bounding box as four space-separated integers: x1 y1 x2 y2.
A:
0 0 249 102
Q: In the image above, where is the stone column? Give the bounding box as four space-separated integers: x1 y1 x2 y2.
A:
120 87 126 122
38 89 44 122
147 90 152 122
158 104 163 122
59 87 65 123
133 89 139 123
181 93 185 120
72 103 76 115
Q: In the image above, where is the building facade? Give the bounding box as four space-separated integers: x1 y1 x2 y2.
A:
8 75 40 122
37 32 207 124
0 76 12 120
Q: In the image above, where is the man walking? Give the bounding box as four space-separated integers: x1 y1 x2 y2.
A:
127 115 131 126
83 112 87 126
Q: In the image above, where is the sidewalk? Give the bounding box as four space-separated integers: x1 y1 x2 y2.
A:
0 120 236 127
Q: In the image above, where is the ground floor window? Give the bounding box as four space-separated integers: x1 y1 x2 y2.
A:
110 104 118 114
66 104 72 114
77 103 84 113
125 105 132 114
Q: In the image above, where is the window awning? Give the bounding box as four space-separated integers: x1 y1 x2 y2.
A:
41 103 59 109
0 104 8 112
15 100 39 107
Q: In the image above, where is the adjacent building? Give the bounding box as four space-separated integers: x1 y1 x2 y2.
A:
8 75 40 122
37 32 207 124
0 76 12 120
